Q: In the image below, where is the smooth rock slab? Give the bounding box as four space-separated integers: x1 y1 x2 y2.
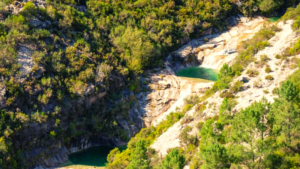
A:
17 45 34 77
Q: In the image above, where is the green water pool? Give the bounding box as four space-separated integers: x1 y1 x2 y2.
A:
268 16 280 22
176 67 218 81
66 145 126 167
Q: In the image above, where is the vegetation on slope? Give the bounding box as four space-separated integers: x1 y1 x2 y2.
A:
107 3 300 169
0 0 299 168
106 111 184 169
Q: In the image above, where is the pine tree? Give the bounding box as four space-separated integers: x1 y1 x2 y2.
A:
127 140 150 169
230 100 270 168
159 148 185 169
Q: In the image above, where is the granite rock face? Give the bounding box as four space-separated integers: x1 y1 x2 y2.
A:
18 45 34 77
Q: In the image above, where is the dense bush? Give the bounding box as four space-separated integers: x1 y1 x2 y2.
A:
159 149 186 169
265 66 272 73
246 69 259 77
265 75 274 80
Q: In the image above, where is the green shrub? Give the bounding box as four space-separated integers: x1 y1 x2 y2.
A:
289 38 300 56
159 149 186 169
195 103 206 115
50 131 56 138
220 90 235 99
184 95 200 105
265 66 272 73
196 122 204 130
265 75 274 80
283 4 300 21
272 87 280 94
260 54 270 65
230 81 244 93
181 116 193 125
106 112 184 169
247 69 259 77
31 29 50 40
183 104 193 113
275 54 282 59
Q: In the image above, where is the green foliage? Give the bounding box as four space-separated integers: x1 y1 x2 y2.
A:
246 69 259 77
280 80 298 101
265 66 272 73
265 75 274 80
127 140 150 169
22 1 38 16
5 15 29 31
31 29 50 40
0 44 17 72
0 0 298 168
230 81 244 93
214 63 234 90
107 148 121 164
289 38 300 55
50 130 56 138
107 112 184 169
194 76 300 168
184 95 200 105
219 98 236 123
179 126 197 146
260 54 270 63
259 0 283 13
111 26 159 73
283 3 300 21
159 149 186 169
201 143 229 169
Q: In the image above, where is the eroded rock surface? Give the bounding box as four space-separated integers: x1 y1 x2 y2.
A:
17 45 34 77
150 20 300 163
141 16 266 127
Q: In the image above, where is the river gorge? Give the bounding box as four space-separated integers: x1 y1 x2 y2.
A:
52 15 269 169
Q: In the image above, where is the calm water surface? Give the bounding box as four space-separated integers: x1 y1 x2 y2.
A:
176 67 218 81
68 145 126 167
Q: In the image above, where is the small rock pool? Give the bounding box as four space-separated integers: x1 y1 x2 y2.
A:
61 145 126 167
268 16 280 22
176 66 218 81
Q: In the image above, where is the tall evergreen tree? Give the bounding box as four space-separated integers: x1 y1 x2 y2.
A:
159 148 185 169
127 140 150 169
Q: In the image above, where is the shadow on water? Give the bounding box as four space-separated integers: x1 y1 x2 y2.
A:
175 66 218 81
61 145 127 167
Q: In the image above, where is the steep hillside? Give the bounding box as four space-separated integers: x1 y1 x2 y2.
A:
151 19 299 161
106 5 300 169
0 0 300 169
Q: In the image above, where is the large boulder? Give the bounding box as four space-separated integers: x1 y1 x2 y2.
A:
17 45 34 77
226 16 238 27
29 18 43 28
